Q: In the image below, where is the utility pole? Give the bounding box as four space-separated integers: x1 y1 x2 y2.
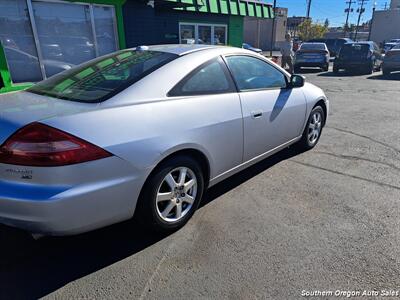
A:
354 0 368 41
269 0 277 57
306 0 312 18
344 0 356 37
367 2 377 40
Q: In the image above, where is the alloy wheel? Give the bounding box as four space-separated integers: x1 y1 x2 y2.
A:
155 167 197 223
308 111 322 145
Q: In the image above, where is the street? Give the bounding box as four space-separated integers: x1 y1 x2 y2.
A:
1 69 400 300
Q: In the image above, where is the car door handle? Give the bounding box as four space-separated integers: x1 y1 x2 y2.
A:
251 110 263 119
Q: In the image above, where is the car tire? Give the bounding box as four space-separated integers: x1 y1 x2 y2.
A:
366 64 374 74
383 69 391 77
296 106 325 151
136 155 205 233
333 66 339 74
323 64 329 72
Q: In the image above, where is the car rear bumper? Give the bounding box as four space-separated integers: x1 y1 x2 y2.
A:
295 61 328 68
382 61 400 71
0 158 146 236
334 61 371 69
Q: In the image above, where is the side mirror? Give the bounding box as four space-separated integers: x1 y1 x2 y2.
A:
290 74 305 88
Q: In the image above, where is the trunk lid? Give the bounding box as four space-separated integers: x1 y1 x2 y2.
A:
0 91 98 145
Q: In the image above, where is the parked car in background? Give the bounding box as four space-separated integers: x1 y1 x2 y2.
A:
0 45 328 236
383 42 399 54
389 38 400 43
294 42 330 72
242 43 262 53
308 38 353 57
333 41 383 74
382 43 400 77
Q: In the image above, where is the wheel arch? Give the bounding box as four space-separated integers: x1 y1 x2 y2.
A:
313 99 327 126
143 146 212 192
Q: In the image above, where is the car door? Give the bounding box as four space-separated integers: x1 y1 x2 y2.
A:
224 55 307 162
168 56 244 176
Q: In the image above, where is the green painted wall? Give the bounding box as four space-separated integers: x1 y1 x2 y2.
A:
228 16 243 47
0 43 12 93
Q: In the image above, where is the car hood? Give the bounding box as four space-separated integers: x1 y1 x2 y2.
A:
0 91 98 145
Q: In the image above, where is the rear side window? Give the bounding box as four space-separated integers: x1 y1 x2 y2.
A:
27 50 178 103
340 44 370 56
300 43 326 50
225 55 287 91
168 57 236 96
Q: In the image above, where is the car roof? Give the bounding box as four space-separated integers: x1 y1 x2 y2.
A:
346 41 373 46
139 44 232 56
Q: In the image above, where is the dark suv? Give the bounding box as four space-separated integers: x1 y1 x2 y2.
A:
308 38 353 57
333 42 383 74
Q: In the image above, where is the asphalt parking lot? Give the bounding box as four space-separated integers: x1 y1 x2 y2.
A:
1 68 399 300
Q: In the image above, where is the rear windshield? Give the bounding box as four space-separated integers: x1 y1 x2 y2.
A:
27 50 178 103
300 43 326 50
340 44 370 55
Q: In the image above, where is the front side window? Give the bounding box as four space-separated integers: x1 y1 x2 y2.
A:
225 56 287 91
169 57 235 96
27 50 178 103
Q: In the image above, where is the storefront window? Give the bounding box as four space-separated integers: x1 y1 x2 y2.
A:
180 25 196 45
213 26 226 45
0 0 42 83
32 1 96 77
179 23 227 46
198 25 212 45
94 6 118 56
0 0 119 84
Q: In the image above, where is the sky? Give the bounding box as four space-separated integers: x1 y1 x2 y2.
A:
275 0 385 27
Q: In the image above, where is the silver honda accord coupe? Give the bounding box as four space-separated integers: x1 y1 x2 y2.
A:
0 45 329 236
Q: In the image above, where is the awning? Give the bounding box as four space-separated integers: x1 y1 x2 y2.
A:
156 0 274 18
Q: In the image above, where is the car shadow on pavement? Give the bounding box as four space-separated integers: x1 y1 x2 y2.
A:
367 73 400 80
0 146 303 300
317 72 358 77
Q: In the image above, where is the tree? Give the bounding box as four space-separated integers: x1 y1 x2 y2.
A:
324 18 330 28
298 19 328 41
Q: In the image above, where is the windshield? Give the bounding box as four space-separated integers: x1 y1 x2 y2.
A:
27 50 178 103
300 43 326 50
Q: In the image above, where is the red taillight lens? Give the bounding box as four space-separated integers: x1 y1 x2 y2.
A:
0 123 112 166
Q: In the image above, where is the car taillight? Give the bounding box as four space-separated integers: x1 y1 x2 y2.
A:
0 123 112 166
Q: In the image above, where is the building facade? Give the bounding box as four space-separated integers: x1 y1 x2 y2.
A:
370 0 400 44
243 7 287 51
287 16 308 38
